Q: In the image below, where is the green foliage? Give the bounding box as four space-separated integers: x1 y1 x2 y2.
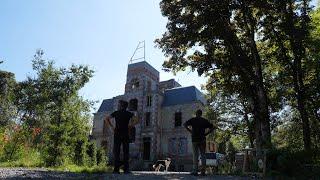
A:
156 0 274 150
15 50 95 167
0 125 30 161
0 50 97 169
267 149 320 178
49 164 113 174
74 139 88 166
0 70 17 126
226 141 236 163
96 147 107 166
0 148 42 168
86 142 97 167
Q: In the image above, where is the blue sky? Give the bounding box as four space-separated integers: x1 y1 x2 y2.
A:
0 0 318 111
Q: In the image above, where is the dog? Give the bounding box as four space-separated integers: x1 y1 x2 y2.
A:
152 158 171 172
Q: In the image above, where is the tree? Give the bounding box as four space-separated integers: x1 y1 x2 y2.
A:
15 50 94 166
0 68 17 126
156 0 271 152
261 1 318 151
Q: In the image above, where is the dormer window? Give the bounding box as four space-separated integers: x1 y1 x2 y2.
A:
131 78 139 89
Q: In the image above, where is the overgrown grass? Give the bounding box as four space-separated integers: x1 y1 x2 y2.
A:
0 147 113 174
49 164 113 174
0 148 43 168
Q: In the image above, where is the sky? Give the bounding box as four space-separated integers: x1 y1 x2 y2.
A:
0 0 318 111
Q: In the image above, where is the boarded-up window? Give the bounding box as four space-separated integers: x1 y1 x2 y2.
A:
146 96 152 106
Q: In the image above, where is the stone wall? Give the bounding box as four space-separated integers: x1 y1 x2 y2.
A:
160 102 204 171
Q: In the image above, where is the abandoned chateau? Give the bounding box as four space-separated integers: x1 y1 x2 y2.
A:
91 61 215 171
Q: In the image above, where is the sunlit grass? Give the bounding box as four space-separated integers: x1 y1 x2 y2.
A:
49 164 113 174
0 148 43 168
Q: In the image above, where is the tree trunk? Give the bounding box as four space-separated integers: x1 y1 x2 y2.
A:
286 2 312 151
244 111 254 148
222 24 271 152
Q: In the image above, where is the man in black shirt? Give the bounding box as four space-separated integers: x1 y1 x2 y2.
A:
105 100 139 174
184 109 214 176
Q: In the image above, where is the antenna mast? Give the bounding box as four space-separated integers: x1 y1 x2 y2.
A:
129 41 145 64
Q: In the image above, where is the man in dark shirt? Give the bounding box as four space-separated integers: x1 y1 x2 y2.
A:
184 109 214 176
105 100 139 174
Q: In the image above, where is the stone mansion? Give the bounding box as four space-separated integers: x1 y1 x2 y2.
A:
91 61 214 171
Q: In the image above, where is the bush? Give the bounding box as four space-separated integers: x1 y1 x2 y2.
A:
96 147 107 166
86 142 97 167
74 139 87 166
267 148 320 178
0 148 42 167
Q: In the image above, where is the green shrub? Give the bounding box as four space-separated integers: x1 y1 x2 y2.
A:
267 149 320 178
86 142 97 167
0 147 42 167
74 139 87 166
96 147 107 166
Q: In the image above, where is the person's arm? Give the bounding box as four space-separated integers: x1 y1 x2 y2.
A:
129 114 140 128
183 120 192 133
205 122 215 136
105 115 115 131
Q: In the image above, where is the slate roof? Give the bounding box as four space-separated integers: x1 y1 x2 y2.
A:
162 86 206 107
97 98 114 112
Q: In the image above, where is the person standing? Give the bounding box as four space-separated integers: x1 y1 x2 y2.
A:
105 100 139 174
184 109 214 176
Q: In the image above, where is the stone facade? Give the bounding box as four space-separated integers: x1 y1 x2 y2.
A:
91 61 207 171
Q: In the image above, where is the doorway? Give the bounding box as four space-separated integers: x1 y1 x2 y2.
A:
143 137 151 160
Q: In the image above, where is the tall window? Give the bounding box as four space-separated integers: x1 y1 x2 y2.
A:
146 96 152 107
129 99 138 111
147 81 152 91
145 112 151 127
174 112 182 127
178 137 188 155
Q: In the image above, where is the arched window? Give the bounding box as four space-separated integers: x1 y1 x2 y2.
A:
129 99 138 111
131 78 140 90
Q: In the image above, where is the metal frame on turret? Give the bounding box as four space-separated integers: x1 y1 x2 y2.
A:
129 41 145 64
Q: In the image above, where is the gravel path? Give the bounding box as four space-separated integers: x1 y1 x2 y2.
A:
0 168 250 179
